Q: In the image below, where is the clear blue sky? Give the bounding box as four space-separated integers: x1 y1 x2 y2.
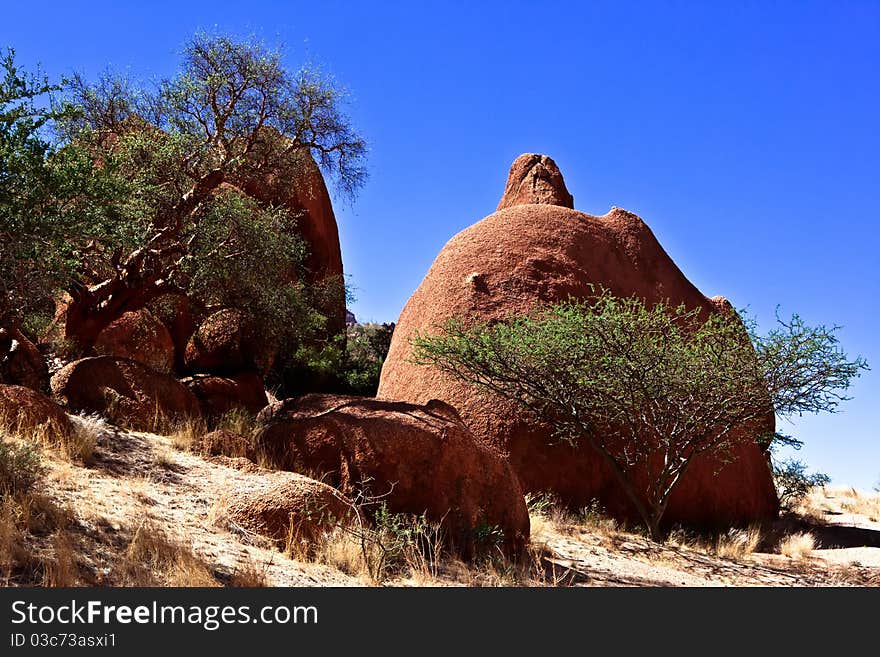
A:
3 1 878 488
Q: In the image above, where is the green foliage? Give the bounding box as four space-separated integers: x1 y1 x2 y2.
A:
0 437 43 497
366 503 440 582
341 322 394 395
0 49 117 327
772 458 830 509
410 288 867 538
2 33 366 357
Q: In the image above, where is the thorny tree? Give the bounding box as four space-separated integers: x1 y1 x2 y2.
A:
55 33 366 350
410 289 867 539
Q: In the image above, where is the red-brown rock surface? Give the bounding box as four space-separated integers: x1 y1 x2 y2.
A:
235 145 345 337
0 384 72 438
93 309 175 374
51 356 200 431
254 394 529 553
182 372 268 418
184 309 276 376
0 328 49 391
378 154 778 528
147 294 196 373
226 471 355 546
496 153 574 211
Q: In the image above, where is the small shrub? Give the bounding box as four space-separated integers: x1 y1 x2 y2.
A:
0 438 44 497
773 458 830 509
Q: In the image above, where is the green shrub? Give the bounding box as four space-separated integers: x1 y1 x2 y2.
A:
0 437 44 497
773 458 830 509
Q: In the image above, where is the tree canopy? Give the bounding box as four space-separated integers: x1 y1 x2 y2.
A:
1 34 367 370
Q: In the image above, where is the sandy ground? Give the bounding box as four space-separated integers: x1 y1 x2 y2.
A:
39 425 880 587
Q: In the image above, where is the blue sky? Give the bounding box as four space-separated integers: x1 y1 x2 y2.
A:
3 1 878 488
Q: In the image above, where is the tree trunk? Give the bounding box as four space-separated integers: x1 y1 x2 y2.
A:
63 279 166 353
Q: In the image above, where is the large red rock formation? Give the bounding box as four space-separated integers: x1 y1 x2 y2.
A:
254 394 530 554
184 309 276 376
51 357 200 431
235 145 346 337
182 372 269 418
378 153 779 528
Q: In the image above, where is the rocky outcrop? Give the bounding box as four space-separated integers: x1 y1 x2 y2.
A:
93 309 175 374
0 328 49 392
0 384 72 439
51 356 200 431
226 471 355 547
254 394 529 553
184 309 276 376
378 154 779 529
496 153 573 211
182 372 268 418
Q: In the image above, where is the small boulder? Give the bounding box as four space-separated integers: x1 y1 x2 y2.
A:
0 328 49 392
226 471 355 546
51 357 200 432
93 309 175 374
182 372 268 419
0 384 72 440
254 394 529 554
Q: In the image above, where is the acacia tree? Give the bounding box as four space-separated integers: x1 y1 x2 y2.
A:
410 290 867 540
54 33 366 350
0 49 113 332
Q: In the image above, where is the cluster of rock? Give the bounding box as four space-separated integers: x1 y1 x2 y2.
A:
1 153 780 555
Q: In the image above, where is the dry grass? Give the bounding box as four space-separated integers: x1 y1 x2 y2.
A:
228 559 270 587
778 532 815 560
836 488 880 522
714 527 763 559
41 531 79 586
169 416 208 452
169 409 257 459
663 525 764 563
114 520 220 587
0 408 99 464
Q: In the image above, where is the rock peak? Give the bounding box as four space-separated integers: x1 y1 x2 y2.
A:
496 153 574 211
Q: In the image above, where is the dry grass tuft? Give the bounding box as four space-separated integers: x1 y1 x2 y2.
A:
169 416 208 452
42 531 79 586
837 488 880 522
778 532 815 559
228 559 270 587
714 527 763 560
115 521 220 587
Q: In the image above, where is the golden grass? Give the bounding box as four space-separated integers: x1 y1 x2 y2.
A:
778 532 815 559
169 416 208 452
664 525 764 562
836 488 880 522
228 559 270 587
42 531 79 587
0 408 98 464
115 520 220 587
